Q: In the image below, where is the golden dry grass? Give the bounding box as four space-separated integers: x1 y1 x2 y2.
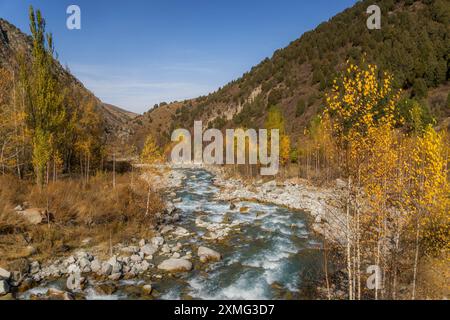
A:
0 172 164 268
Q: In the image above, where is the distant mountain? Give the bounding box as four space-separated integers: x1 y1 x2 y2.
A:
0 18 134 139
128 0 449 148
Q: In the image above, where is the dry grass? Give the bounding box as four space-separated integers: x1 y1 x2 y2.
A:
0 172 164 268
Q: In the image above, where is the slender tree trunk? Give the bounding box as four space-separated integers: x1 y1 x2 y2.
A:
113 152 116 189
323 236 331 300
346 177 353 300
145 183 151 216
412 220 420 300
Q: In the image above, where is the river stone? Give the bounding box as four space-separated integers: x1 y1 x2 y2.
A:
120 246 139 255
173 227 190 237
91 259 101 273
0 267 11 280
101 262 113 276
0 280 10 295
157 259 192 272
0 293 14 300
198 246 222 262
151 236 165 247
139 239 146 247
66 273 82 291
142 284 152 295
160 225 174 235
78 257 91 269
141 244 158 256
141 260 150 271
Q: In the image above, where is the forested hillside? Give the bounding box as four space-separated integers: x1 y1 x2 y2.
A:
0 13 134 180
128 0 449 148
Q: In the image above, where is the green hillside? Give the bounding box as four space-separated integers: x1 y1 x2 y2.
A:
129 0 449 148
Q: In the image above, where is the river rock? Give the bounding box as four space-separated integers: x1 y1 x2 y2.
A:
91 259 101 273
111 262 122 274
198 246 222 262
142 284 153 295
0 293 14 300
66 273 82 291
141 244 158 256
151 236 165 247
0 280 10 295
100 262 113 276
160 225 174 235
120 246 139 255
173 227 190 237
78 257 91 270
157 259 192 272
139 239 146 247
0 268 10 280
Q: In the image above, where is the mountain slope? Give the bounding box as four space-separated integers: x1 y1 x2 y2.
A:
128 0 449 148
0 18 134 138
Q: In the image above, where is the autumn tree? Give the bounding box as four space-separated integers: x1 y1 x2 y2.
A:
21 7 66 187
324 61 401 299
140 134 162 216
265 105 290 175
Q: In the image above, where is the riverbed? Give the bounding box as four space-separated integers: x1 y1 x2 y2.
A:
19 168 328 300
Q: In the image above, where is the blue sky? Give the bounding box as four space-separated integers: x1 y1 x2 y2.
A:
0 0 357 113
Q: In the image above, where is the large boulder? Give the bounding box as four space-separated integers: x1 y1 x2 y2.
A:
0 280 10 296
198 246 222 263
100 262 113 276
157 259 192 272
142 284 152 295
0 268 11 280
140 244 158 256
90 259 101 273
66 273 83 291
17 208 50 225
